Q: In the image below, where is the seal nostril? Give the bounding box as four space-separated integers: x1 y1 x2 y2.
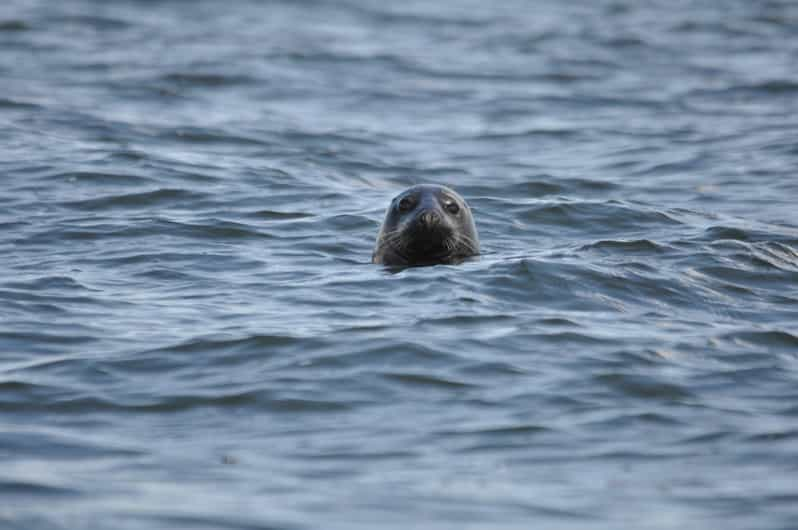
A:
419 210 439 228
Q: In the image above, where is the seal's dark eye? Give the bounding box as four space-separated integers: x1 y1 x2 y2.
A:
398 197 414 212
445 201 460 215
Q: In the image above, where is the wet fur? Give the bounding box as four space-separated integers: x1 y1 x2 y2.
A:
372 184 479 266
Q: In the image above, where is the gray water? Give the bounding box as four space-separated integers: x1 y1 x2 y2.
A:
2 1 798 528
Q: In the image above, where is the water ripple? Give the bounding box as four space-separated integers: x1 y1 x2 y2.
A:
3 0 798 528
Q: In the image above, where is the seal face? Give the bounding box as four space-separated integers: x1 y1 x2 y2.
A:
372 184 479 266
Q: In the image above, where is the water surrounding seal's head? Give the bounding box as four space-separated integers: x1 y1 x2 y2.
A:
372 184 479 267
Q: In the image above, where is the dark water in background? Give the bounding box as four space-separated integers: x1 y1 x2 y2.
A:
2 0 798 528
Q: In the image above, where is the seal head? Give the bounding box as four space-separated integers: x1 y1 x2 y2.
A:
372 184 479 266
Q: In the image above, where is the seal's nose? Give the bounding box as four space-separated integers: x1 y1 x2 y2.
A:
418 209 440 229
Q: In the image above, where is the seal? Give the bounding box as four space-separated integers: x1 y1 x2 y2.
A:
372 184 479 266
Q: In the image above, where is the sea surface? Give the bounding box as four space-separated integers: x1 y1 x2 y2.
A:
2 1 798 528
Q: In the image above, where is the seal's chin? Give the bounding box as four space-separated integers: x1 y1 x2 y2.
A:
396 226 455 262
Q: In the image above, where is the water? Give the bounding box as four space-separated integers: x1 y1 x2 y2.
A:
2 0 798 528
